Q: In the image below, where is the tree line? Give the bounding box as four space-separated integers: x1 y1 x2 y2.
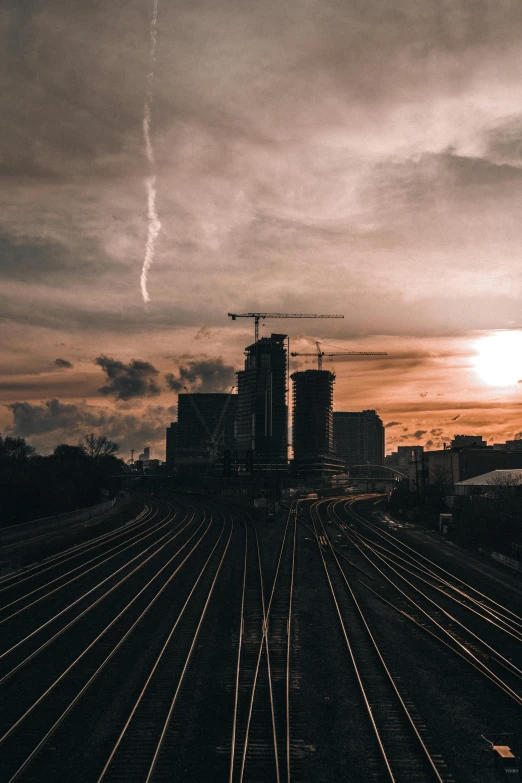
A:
0 434 124 527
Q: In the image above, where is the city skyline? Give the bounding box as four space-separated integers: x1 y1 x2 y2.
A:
3 1 522 455
3 327 522 459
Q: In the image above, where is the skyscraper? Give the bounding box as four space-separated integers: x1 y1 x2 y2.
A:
236 333 288 468
333 410 385 466
291 370 334 457
291 369 345 479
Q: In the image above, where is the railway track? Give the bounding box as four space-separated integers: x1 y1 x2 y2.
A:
0 503 168 625
228 505 298 783
0 497 300 782
0 497 221 781
345 500 522 635
0 500 193 678
310 500 452 783
1 491 517 781
330 499 522 708
0 502 152 589
96 509 233 782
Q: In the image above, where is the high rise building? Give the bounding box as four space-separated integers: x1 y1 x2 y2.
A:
333 410 385 466
176 393 236 458
291 369 344 479
291 370 334 457
236 333 288 468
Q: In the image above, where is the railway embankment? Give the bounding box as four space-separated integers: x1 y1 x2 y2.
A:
0 495 144 573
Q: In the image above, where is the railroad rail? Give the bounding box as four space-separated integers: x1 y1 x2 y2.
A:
310 500 451 783
0 498 220 781
96 509 233 782
227 504 298 783
329 499 522 708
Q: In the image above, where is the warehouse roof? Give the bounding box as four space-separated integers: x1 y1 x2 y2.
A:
455 469 522 486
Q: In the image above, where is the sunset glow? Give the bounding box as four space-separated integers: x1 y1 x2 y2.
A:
3 2 522 457
473 331 522 387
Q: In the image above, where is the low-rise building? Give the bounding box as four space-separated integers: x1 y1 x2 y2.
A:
455 469 522 496
425 447 522 489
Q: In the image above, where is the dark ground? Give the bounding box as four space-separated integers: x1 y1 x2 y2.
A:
0 495 520 782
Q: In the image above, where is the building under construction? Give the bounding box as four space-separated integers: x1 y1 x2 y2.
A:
291 369 345 480
236 333 288 470
174 393 237 473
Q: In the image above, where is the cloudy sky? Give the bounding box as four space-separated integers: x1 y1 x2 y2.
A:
3 0 522 458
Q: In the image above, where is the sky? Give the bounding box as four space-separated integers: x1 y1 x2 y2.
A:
2 0 522 458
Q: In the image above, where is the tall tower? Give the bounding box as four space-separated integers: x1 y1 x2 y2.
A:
290 369 345 480
291 370 334 458
236 333 288 468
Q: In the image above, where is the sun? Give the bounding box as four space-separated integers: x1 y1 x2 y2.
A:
474 331 522 387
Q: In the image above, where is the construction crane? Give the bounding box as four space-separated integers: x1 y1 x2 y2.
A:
228 312 344 342
291 341 387 370
182 385 236 460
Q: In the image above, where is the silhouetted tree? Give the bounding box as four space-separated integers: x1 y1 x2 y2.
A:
0 434 124 527
53 444 87 462
0 435 35 461
82 433 119 460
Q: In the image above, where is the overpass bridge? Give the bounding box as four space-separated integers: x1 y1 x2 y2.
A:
334 464 408 493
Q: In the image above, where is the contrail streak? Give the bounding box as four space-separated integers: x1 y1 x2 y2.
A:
140 0 160 304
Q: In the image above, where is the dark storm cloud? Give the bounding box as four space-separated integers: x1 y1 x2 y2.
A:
0 235 78 281
4 0 522 185
95 356 161 401
54 358 73 369
7 399 104 436
6 398 176 455
413 430 427 439
165 357 236 393
1 0 147 182
385 421 401 428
